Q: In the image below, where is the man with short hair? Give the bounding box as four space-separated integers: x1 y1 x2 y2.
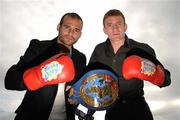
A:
5 12 86 120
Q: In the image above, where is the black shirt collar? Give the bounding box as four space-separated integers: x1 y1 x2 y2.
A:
105 34 130 56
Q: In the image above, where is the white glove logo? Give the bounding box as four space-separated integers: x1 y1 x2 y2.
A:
141 59 156 76
41 61 64 81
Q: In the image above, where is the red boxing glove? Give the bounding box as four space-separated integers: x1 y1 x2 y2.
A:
122 55 165 86
23 53 75 91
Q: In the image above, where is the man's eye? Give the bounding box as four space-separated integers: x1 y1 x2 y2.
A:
106 24 112 27
117 23 122 26
74 29 80 33
63 25 70 29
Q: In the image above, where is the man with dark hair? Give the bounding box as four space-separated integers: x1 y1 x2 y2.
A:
5 12 86 120
89 9 171 120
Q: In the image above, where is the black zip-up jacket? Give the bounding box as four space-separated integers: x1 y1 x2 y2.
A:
89 35 171 99
4 37 86 120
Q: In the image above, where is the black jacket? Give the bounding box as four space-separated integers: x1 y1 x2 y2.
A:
89 35 171 98
5 37 86 120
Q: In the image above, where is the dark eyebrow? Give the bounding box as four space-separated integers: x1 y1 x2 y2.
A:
62 24 69 27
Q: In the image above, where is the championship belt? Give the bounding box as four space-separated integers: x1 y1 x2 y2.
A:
69 69 119 111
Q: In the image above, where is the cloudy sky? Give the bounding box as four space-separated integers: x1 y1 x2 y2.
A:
0 0 180 119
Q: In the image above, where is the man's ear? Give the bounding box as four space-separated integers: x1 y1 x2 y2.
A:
124 23 128 32
57 23 60 31
103 27 108 35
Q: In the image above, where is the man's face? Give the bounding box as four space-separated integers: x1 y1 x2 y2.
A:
103 16 127 42
57 16 83 48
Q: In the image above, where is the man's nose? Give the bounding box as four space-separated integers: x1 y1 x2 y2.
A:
112 24 118 29
68 29 74 35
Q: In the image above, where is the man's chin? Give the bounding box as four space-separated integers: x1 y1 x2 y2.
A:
112 37 121 40
64 42 75 48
